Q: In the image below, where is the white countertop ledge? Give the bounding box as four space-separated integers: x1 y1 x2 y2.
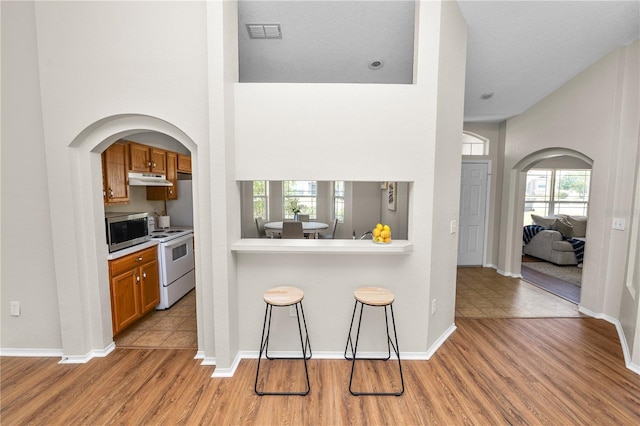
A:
107 240 159 260
231 239 413 254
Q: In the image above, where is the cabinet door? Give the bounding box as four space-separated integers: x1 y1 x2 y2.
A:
150 148 167 174
177 154 192 173
146 151 178 200
140 259 160 313
110 269 141 334
166 151 178 200
102 142 130 204
129 142 151 172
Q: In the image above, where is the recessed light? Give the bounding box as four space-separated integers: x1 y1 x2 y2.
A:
480 92 494 100
368 59 384 70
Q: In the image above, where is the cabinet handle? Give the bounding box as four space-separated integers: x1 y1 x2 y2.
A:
135 257 143 262
143 272 147 279
136 274 140 283
109 188 114 198
147 161 152 167
152 162 156 168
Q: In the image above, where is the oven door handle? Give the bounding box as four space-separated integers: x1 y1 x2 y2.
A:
162 234 193 249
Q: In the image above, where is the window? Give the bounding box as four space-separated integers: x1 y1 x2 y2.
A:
462 132 488 156
253 180 268 219
524 169 590 225
283 181 317 219
333 181 345 222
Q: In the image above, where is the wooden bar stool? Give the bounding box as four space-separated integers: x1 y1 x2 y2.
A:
255 286 312 396
344 287 404 396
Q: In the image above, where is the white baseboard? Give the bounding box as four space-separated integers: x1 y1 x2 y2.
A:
59 342 116 364
210 349 433 378
0 348 64 358
426 323 457 359
578 306 640 376
211 352 242 378
0 342 115 364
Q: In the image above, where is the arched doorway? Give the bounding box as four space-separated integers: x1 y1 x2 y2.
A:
59 114 201 361
512 148 593 303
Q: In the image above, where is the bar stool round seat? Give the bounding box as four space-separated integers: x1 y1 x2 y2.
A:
354 287 395 306
344 286 404 396
255 286 312 396
264 286 304 306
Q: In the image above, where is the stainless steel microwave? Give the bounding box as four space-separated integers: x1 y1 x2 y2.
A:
105 212 150 252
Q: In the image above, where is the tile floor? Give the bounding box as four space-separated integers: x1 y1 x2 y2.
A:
114 289 197 349
456 266 583 318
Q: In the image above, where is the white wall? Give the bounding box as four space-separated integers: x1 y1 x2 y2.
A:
427 0 468 346
231 0 466 355
499 40 640 365
1 1 62 352
1 1 211 358
1 1 467 367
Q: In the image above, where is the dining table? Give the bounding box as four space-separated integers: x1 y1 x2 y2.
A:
264 221 329 238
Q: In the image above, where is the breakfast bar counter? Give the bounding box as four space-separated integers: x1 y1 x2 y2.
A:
231 239 413 254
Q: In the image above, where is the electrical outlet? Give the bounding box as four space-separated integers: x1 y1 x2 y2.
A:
612 217 626 231
431 299 437 314
10 301 20 317
450 220 457 234
289 305 297 317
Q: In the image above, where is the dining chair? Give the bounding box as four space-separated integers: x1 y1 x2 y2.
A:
298 214 310 222
282 221 305 239
319 218 339 239
255 217 268 238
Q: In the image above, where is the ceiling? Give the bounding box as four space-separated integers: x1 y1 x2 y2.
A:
238 1 639 123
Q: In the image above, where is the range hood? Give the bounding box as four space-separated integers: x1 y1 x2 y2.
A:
128 172 173 187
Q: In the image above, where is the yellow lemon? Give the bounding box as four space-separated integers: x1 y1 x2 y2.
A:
376 223 383 230
383 224 390 231
375 236 384 243
373 228 381 237
384 237 391 243
380 230 389 238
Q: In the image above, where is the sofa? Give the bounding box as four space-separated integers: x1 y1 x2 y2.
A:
523 214 587 265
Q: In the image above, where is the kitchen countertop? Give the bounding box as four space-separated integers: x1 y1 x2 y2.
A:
107 240 159 260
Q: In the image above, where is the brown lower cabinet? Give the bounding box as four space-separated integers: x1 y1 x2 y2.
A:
109 246 159 335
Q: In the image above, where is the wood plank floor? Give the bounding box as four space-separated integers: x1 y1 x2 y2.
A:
2 318 639 425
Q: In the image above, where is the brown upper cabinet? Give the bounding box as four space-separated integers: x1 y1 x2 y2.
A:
129 141 167 174
147 151 178 201
177 154 192 173
102 141 130 205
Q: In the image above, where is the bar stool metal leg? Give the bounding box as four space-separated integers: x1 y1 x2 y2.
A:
344 288 404 396
255 295 311 396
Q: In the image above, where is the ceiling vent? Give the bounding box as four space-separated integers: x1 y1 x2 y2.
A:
247 24 282 39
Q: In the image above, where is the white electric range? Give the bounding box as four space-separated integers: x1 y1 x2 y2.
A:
148 227 195 310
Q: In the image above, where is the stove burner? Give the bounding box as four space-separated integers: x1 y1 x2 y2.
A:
152 234 169 238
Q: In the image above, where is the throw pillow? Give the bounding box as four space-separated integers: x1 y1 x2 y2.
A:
567 215 587 238
551 217 574 238
531 214 556 228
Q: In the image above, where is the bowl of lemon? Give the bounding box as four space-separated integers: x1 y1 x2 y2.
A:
372 223 392 244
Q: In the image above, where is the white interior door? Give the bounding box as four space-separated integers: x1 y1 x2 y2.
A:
458 162 489 266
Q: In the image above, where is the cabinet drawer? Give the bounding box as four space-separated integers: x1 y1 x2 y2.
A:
109 246 158 277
